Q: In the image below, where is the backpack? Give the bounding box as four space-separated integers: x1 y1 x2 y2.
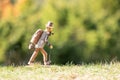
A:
29 29 43 49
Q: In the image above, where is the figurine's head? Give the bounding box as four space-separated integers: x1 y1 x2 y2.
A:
46 21 54 32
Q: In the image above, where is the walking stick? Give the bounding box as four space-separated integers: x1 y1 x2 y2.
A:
48 48 52 64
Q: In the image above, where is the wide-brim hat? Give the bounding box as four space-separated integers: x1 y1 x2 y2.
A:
46 21 54 28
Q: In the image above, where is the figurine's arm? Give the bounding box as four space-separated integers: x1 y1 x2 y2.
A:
46 40 53 49
45 32 53 49
47 42 53 49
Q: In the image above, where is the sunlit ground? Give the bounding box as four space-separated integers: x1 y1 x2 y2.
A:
0 62 120 80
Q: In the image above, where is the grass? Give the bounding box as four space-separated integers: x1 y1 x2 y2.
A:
0 62 120 80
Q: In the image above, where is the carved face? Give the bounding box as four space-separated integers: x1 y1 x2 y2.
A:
47 27 53 32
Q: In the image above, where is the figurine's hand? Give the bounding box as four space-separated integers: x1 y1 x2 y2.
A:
49 45 53 49
28 43 35 50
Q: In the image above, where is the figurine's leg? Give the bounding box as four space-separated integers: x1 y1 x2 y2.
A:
40 48 48 65
28 48 39 65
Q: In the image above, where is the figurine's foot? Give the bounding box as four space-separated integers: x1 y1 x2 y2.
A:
25 63 34 67
27 62 34 66
44 61 51 65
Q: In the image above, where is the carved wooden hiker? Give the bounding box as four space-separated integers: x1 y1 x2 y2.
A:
28 21 54 65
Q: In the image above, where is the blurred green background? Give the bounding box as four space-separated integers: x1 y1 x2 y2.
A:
0 0 120 65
